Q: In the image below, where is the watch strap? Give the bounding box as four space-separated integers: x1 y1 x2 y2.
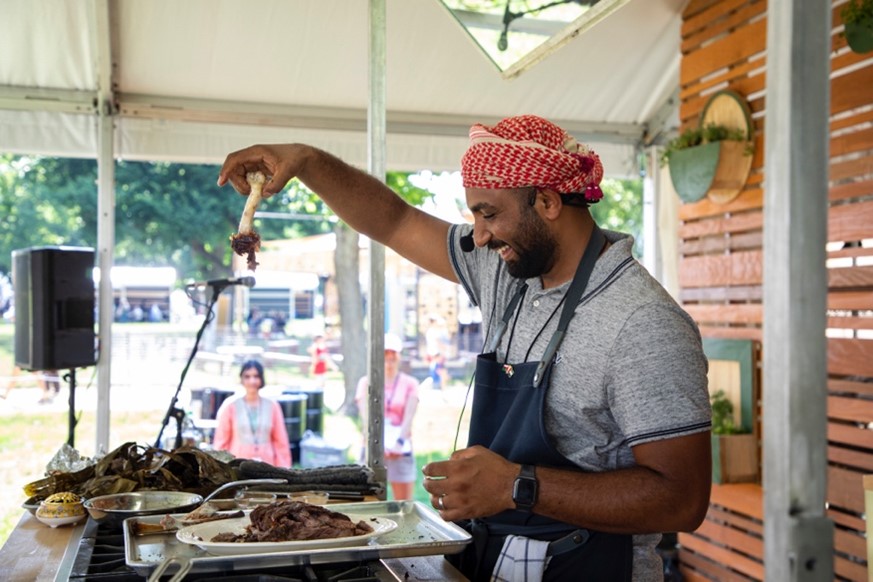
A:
512 464 538 511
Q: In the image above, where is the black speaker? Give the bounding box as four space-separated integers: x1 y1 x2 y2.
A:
12 246 97 371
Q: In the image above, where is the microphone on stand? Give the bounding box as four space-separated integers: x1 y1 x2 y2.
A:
460 233 475 253
186 276 256 290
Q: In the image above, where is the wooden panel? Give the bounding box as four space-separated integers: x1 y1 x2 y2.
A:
828 290 873 310
828 378 873 398
680 19 767 87
684 304 763 325
828 245 873 260
680 188 763 221
678 534 765 579
831 62 873 116
710 483 763 519
681 231 763 255
828 338 873 377
828 395 873 423
831 126 873 158
698 326 762 341
828 422 873 449
828 445 873 472
693 518 763 558
680 251 763 288
831 107 873 134
831 153 873 183
681 0 758 39
826 315 873 330
834 555 868 582
680 58 763 102
829 200 873 243
678 547 758 582
829 266 873 289
682 285 763 303
829 176 873 201
828 465 865 513
707 505 764 536
828 507 866 532
679 210 763 239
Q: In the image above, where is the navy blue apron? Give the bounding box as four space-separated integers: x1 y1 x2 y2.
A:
449 226 632 581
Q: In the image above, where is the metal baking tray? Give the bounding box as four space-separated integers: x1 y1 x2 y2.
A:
123 500 471 577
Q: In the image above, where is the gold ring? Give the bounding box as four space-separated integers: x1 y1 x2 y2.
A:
437 494 446 510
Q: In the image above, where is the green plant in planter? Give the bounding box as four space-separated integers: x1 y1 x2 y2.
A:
660 124 748 167
710 390 757 483
842 0 873 54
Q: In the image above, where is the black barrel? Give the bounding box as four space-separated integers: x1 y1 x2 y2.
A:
276 394 307 442
194 388 236 420
283 386 325 435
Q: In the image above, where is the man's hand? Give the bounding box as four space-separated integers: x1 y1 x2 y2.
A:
422 445 517 521
217 144 310 198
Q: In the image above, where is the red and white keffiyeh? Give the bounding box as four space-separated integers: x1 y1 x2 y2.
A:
460 115 604 203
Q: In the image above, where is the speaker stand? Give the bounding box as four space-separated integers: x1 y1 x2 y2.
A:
155 287 220 450
63 369 77 447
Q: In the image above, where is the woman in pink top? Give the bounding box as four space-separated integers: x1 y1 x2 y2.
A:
356 333 420 500
213 360 292 467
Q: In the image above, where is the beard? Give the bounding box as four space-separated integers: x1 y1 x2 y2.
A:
492 205 558 279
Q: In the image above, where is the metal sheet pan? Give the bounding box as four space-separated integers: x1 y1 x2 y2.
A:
123 500 471 577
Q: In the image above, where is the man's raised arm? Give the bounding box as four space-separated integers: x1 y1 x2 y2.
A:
218 144 458 282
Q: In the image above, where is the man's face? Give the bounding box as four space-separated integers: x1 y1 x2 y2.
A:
466 187 558 279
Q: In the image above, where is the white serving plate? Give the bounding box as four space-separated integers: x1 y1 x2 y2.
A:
176 514 397 556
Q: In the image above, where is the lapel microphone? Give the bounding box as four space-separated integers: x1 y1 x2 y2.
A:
460 233 475 253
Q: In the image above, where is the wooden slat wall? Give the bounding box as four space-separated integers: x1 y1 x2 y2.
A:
676 1 873 580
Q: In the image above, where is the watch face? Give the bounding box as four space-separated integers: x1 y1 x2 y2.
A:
513 477 537 505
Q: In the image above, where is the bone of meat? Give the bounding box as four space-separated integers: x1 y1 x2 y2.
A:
229 171 266 271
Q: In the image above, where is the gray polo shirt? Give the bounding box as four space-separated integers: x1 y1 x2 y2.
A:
448 223 711 581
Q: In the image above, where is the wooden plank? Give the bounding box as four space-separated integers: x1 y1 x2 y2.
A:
710 483 763 519
679 189 763 221
830 153 873 183
831 126 873 159
829 265 873 289
684 304 763 325
834 525 865 560
828 421 873 449
682 286 763 302
829 200 873 243
828 465 865 513
828 290 873 310
707 505 764 536
693 518 763 558
828 445 873 472
680 18 767 87
828 338 873 377
698 326 762 341
680 58 763 102
681 231 763 255
830 108 873 134
681 0 757 40
678 534 765 579
831 62 873 116
682 0 725 23
679 210 763 239
828 244 873 259
828 507 866 532
829 178 872 203
678 546 759 582
828 378 873 398
680 251 763 288
828 395 873 423
834 555 868 582
826 315 873 330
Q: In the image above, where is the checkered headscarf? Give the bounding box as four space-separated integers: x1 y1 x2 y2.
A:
460 115 604 203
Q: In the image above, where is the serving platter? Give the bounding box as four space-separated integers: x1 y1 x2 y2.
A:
124 500 470 577
176 514 397 555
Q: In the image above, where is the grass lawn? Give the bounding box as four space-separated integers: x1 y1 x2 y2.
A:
0 322 470 547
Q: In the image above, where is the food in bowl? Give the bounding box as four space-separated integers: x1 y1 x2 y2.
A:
35 492 86 528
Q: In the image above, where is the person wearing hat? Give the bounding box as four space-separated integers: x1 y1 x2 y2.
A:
218 115 711 581
354 333 419 500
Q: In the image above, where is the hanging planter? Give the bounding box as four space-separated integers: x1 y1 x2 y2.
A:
662 90 754 205
843 0 873 54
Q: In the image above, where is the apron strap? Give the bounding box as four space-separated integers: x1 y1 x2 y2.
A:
485 280 528 354
533 226 606 387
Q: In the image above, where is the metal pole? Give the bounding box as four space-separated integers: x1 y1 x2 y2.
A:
366 0 388 494
763 0 833 578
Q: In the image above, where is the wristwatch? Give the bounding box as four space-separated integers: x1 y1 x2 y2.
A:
512 464 538 511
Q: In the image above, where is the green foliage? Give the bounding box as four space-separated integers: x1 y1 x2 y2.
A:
590 178 643 257
842 0 873 24
660 123 749 166
710 389 747 435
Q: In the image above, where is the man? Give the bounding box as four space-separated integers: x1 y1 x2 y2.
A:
218 115 711 581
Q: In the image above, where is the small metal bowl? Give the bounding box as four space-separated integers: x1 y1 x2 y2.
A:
83 491 204 528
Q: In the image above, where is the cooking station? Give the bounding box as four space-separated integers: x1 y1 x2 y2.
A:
0 501 469 581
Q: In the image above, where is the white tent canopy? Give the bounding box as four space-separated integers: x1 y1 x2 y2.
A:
0 0 684 175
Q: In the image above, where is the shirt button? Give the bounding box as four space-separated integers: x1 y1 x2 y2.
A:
533 300 540 307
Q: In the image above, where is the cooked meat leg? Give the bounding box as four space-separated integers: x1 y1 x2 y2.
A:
230 171 266 270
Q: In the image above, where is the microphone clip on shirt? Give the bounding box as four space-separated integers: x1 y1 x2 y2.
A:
460 233 475 253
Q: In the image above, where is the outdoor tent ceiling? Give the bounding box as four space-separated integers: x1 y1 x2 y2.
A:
0 0 684 176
